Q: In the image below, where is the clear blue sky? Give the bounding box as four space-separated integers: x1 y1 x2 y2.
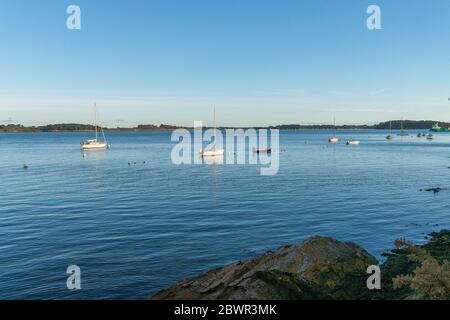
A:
1 0 450 127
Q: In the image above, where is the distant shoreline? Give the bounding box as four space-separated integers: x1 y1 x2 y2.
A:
0 128 438 133
0 120 446 133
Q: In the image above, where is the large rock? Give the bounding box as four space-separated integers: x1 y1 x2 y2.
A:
151 236 378 300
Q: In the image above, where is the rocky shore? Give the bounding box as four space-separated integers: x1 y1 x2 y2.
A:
151 231 450 300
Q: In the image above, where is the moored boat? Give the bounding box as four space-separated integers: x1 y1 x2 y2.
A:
253 147 272 153
328 136 339 143
81 139 108 150
328 117 339 143
201 149 225 157
81 105 109 150
430 122 450 132
200 108 224 158
397 118 409 136
386 121 393 140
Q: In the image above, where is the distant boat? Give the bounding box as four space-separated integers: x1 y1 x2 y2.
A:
417 133 422 138
346 140 360 145
328 117 339 143
201 149 224 157
81 105 109 150
328 137 339 143
386 121 393 140
426 134 434 140
200 108 224 157
397 118 409 136
253 147 272 154
430 122 450 132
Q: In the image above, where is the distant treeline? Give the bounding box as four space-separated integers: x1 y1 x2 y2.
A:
0 123 97 132
269 124 373 130
269 120 448 130
0 120 446 132
373 120 448 130
0 123 181 132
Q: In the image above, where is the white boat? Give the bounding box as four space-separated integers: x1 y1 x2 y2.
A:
200 108 224 158
328 137 339 143
81 105 109 150
328 117 339 143
397 118 409 136
201 149 225 157
346 140 360 145
81 139 108 150
253 147 272 153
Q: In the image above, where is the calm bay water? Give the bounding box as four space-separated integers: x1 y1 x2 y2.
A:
0 130 449 299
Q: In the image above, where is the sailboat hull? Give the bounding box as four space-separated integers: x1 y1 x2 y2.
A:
81 142 108 150
81 106 109 150
201 149 224 157
328 137 339 143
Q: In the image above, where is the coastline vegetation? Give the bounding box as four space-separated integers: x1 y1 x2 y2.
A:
378 231 450 300
0 123 181 132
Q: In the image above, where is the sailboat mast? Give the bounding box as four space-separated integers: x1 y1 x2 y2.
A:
101 126 107 143
94 104 98 141
213 107 216 151
214 107 216 137
333 117 336 135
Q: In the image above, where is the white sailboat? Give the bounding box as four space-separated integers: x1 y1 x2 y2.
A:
200 108 224 157
328 117 339 143
80 105 109 150
397 118 409 136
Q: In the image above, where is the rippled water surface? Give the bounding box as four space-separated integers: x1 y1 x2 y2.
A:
0 130 449 299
